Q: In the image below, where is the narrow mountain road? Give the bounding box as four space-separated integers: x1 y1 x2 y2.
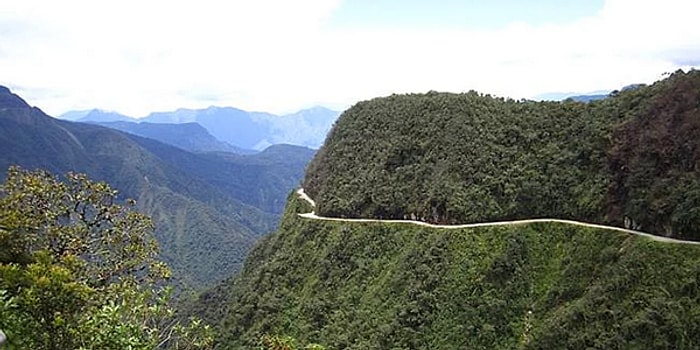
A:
296 188 700 245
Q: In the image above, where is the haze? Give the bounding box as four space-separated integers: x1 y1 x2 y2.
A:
1 0 698 117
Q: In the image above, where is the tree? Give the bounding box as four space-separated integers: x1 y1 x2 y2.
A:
0 166 212 349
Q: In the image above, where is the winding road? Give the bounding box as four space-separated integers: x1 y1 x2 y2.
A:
296 188 700 245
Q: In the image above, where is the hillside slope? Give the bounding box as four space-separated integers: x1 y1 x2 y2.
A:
94 120 247 154
0 87 311 288
305 70 700 240
203 194 700 349
192 70 700 349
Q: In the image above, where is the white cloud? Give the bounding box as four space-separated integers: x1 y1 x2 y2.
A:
0 0 698 117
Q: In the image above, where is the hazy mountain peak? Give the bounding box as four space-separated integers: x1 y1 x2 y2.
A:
81 109 133 122
64 104 341 151
0 85 31 109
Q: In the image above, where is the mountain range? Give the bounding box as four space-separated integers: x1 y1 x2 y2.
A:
59 105 340 151
94 121 250 154
0 86 315 289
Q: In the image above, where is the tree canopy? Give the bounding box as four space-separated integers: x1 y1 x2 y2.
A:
304 69 700 240
0 166 212 349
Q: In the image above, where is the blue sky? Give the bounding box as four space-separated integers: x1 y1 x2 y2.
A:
329 0 605 30
0 0 697 117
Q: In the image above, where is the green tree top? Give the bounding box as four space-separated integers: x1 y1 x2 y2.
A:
0 166 212 349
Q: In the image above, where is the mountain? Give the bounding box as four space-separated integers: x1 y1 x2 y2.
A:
305 70 700 240
536 90 611 102
130 139 315 215
144 106 276 150
93 120 251 154
142 106 340 150
55 109 92 121
565 93 609 102
60 105 341 151
193 70 700 348
0 87 314 289
59 108 134 122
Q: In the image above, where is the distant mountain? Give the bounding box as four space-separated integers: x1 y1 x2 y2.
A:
144 106 276 150
131 139 315 215
54 109 91 121
535 90 611 102
0 86 314 289
565 93 609 102
59 109 134 122
93 121 252 154
261 106 343 151
536 84 646 103
142 106 340 150
60 105 341 151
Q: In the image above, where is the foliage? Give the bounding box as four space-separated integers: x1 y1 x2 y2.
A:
0 91 313 289
0 166 212 349
206 195 700 349
304 69 700 239
607 70 700 238
259 334 325 350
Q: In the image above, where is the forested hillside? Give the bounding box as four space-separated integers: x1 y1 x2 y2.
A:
305 70 700 240
189 70 700 349
0 86 313 289
202 194 700 349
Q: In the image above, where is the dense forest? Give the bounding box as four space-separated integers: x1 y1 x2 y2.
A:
0 168 213 349
305 70 700 240
187 70 700 348
199 194 700 349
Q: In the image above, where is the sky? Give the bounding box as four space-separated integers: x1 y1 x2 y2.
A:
1 0 699 117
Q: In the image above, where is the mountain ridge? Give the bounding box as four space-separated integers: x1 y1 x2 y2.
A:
92 120 250 154
0 86 314 289
58 105 341 151
304 70 700 240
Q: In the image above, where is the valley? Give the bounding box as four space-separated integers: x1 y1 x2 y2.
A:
0 86 315 289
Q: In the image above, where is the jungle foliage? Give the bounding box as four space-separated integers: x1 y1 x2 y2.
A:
305 69 700 240
202 194 700 349
0 167 213 349
194 71 700 348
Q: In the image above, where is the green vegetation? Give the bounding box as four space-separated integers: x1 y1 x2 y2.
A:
0 88 314 289
0 167 212 349
259 334 325 350
305 69 700 240
201 194 700 349
191 71 700 348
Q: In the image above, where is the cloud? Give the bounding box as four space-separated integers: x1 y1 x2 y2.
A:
0 0 698 117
